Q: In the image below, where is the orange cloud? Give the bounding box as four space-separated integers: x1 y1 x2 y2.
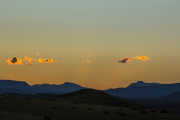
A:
118 57 131 64
134 56 149 61
24 56 33 64
37 58 54 64
6 57 23 65
6 56 55 65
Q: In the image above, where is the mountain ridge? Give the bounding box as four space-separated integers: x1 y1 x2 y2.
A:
106 81 180 99
0 79 85 95
1 80 180 99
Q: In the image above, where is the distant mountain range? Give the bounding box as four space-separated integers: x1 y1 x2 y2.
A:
1 80 180 99
106 81 180 99
0 80 85 95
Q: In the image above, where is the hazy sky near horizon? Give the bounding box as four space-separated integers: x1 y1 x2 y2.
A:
0 0 180 89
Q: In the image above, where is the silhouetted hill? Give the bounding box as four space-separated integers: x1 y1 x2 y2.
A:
57 89 138 107
1 80 180 119
32 82 84 94
162 92 180 102
106 81 180 99
1 80 180 100
0 93 177 120
0 80 32 94
0 80 85 95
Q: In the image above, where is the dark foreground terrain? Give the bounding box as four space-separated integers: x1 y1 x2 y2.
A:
0 89 179 120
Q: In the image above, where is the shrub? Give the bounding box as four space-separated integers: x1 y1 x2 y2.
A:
160 109 168 114
72 106 77 110
43 115 51 120
103 111 110 115
51 106 57 110
116 112 127 117
151 109 156 113
88 107 93 111
124 104 129 108
131 107 137 111
140 109 148 114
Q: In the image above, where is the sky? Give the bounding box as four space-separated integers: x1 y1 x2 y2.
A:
0 0 180 89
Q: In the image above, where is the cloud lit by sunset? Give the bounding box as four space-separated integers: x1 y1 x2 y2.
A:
24 56 33 64
118 57 131 64
6 57 23 65
5 56 55 65
134 56 149 62
37 58 54 64
118 56 150 64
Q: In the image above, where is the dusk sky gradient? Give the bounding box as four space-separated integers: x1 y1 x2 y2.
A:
0 0 180 89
